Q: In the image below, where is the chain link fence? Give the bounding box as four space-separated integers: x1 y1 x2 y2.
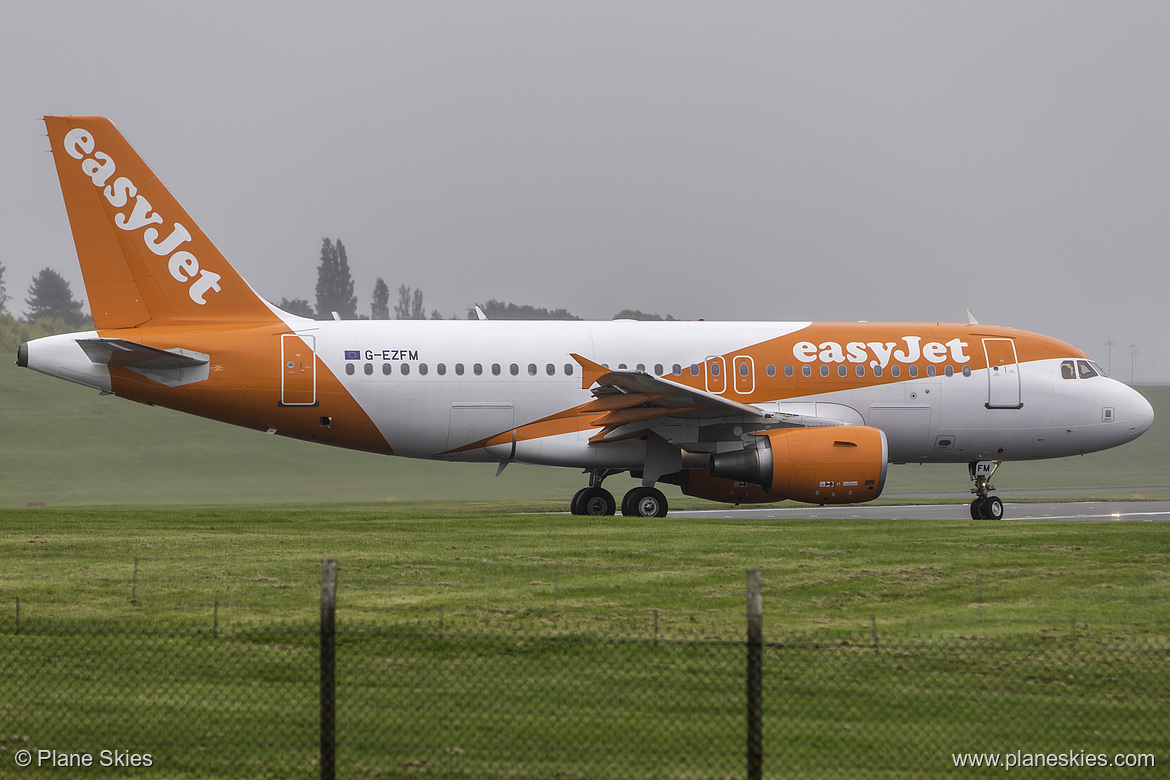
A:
2 565 1167 778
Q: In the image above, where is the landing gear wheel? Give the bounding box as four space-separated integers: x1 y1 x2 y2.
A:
572 487 615 516
968 460 1005 520
621 486 669 518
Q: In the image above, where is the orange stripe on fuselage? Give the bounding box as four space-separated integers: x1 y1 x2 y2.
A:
664 323 1085 405
98 324 393 456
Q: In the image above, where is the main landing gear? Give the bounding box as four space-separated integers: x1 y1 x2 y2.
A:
969 460 1004 520
570 470 669 518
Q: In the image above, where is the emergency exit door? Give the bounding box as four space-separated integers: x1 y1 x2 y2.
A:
281 334 317 406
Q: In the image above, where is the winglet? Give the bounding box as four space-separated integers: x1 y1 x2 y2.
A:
570 353 609 390
967 309 979 325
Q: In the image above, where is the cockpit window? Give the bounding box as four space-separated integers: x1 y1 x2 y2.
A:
1060 360 1076 380
1089 360 1107 377
1077 360 1098 379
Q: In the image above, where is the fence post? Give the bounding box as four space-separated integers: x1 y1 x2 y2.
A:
320 559 338 780
747 568 763 780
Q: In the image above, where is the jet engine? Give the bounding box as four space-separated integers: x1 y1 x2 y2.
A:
687 425 888 505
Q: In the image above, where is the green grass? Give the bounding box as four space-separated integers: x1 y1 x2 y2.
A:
1 507 1167 778
3 352 1168 507
2 506 1167 638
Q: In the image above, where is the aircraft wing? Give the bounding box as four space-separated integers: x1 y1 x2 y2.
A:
571 353 845 443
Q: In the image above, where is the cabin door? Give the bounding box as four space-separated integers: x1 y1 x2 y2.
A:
281 334 318 407
982 338 1022 409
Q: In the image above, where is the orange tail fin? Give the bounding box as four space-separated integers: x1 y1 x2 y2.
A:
45 116 275 328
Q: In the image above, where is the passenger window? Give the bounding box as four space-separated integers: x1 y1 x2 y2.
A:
654 364 663 375
766 364 776 377
546 364 555 376
710 363 721 377
926 365 936 377
1061 360 1076 380
528 363 537 376
636 363 645 372
874 366 883 377
345 364 355 376
672 364 682 376
437 363 446 376
492 364 501 376
382 363 391 376
455 363 465 376
890 366 900 378
690 364 700 376
909 365 918 378
740 363 750 377
962 365 971 377
784 365 794 377
474 363 483 376
510 363 519 376
944 365 954 377
1077 360 1098 379
837 365 847 377
400 363 410 376
819 365 829 377
802 365 812 377
364 363 373 376
564 364 574 376
419 363 429 376
856 365 865 378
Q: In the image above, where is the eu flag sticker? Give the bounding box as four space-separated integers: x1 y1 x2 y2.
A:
344 350 360 360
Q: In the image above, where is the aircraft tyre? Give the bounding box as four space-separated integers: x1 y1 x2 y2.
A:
983 495 1004 520
621 486 669 518
969 498 984 520
573 487 616 516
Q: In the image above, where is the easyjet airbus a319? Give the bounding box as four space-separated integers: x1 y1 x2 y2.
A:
19 117 1154 518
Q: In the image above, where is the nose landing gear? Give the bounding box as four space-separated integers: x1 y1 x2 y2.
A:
969 460 1004 519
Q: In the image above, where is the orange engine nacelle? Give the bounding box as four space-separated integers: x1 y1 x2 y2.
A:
691 425 889 505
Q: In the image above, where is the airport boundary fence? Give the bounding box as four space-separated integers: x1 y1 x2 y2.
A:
2 565 1168 778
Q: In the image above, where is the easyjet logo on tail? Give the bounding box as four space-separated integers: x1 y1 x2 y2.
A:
63 127 222 305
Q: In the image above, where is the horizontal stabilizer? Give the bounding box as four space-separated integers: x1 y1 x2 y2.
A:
77 338 209 371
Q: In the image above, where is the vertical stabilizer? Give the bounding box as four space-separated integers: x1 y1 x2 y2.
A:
45 116 275 328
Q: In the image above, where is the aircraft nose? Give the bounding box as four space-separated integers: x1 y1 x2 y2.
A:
1128 388 1155 441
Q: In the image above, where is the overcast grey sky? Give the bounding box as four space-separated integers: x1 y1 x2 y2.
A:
3 1 1167 381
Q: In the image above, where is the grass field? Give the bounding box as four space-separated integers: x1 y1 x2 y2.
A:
1 507 1168 778
1 506 1167 639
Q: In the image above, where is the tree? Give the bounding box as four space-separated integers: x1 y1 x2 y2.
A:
25 268 84 326
0 260 9 314
278 297 315 318
314 238 357 319
370 278 390 319
394 284 425 320
613 308 676 321
469 299 581 320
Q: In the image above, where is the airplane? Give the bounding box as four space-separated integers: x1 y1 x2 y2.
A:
18 116 1155 519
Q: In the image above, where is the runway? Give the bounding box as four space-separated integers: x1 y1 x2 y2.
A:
669 501 1170 522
